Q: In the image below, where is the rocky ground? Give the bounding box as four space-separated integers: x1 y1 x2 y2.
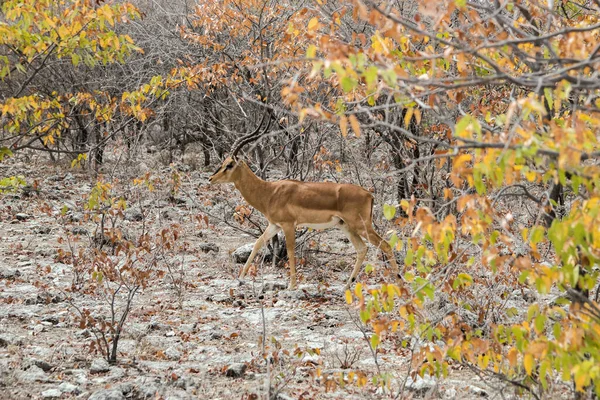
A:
0 157 497 400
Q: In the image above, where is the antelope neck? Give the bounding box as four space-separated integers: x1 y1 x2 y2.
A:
233 163 272 214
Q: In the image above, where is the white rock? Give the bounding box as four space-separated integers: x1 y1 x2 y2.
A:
443 388 457 398
165 346 182 360
89 389 125 400
20 365 47 383
41 389 62 398
405 374 437 393
90 358 110 373
58 382 79 394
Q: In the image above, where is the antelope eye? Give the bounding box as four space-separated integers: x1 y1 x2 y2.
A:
225 163 233 169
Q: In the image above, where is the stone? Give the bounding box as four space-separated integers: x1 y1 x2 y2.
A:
0 335 11 347
198 242 219 253
116 382 134 396
405 374 437 394
161 208 178 220
262 282 287 292
70 213 84 222
134 377 160 398
0 267 20 279
20 365 47 382
165 346 182 360
17 259 33 267
108 367 125 380
209 330 223 340
41 389 62 398
443 388 457 398
232 243 266 263
205 294 232 303
232 299 246 308
277 394 296 400
125 208 143 222
71 370 88 385
15 213 30 221
58 382 79 394
33 225 52 234
90 358 110 373
470 385 489 397
33 359 53 372
71 227 88 235
225 363 247 378
88 389 125 400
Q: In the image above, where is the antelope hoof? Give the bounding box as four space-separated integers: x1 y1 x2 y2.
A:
288 281 297 291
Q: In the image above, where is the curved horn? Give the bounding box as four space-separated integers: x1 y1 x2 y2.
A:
231 110 271 157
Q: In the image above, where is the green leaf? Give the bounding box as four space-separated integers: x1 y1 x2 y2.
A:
370 334 380 349
388 232 399 249
363 66 378 88
383 203 396 220
380 69 396 86
0 147 13 161
534 314 546 333
405 249 414 266
530 226 545 244
341 76 357 92
71 53 80 66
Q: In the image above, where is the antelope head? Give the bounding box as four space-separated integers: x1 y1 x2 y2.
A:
209 110 271 185
209 156 243 184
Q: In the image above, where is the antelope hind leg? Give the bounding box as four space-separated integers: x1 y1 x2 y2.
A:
341 226 368 290
365 227 402 284
281 224 297 290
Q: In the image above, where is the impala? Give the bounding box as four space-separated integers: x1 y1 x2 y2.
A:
209 114 401 290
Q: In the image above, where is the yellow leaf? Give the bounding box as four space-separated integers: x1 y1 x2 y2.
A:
308 17 319 31
349 114 361 137
404 108 414 128
414 108 422 125
574 371 588 392
345 289 352 304
453 153 472 170
523 353 534 376
354 282 363 299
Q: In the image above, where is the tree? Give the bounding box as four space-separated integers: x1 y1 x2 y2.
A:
0 0 170 170
306 0 600 396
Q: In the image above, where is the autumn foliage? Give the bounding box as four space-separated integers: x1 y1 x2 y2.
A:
1 0 600 397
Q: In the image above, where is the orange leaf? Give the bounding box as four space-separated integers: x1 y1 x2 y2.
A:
340 115 348 137
349 114 361 137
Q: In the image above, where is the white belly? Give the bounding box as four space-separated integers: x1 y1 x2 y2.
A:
298 217 343 230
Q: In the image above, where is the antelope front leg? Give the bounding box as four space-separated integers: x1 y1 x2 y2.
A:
239 223 280 279
282 225 297 290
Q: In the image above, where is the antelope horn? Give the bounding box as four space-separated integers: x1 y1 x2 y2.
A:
231 110 271 158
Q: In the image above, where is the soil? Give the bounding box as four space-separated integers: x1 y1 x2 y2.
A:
0 155 496 400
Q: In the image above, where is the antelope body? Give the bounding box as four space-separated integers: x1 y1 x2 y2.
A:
209 156 400 289
208 113 400 289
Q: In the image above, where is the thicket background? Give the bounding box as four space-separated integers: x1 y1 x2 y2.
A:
1 0 599 399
